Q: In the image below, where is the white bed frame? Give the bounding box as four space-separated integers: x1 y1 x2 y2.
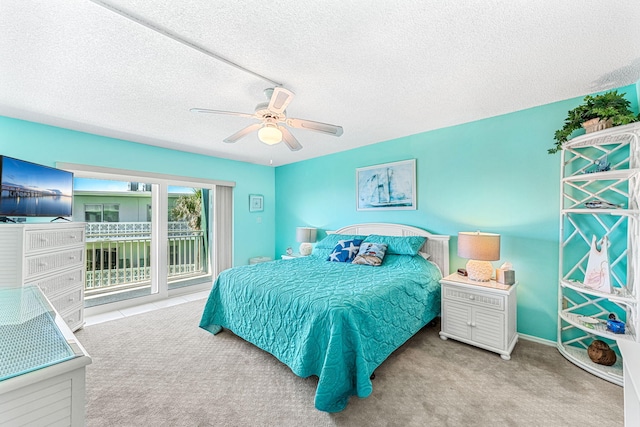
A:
332 223 450 275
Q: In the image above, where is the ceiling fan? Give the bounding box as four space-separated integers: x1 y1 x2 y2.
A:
190 87 343 151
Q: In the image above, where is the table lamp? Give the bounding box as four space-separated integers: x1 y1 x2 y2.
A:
296 227 317 256
457 231 500 282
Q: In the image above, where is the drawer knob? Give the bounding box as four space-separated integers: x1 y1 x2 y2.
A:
468 295 475 300
69 297 75 302
70 235 77 239
69 256 76 260
68 277 75 281
39 262 48 267
466 321 472 326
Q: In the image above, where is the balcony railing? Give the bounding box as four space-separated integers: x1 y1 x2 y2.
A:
84 221 207 296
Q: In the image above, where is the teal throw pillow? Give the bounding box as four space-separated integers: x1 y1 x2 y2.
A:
363 235 426 256
315 234 367 249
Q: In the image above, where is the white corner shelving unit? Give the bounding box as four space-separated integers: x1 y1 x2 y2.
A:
558 122 640 385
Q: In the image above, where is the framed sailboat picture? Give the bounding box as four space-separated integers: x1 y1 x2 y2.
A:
356 159 416 211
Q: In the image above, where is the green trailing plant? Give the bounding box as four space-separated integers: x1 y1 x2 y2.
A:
549 90 639 154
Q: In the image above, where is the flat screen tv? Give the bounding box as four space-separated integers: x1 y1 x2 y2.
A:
0 156 73 219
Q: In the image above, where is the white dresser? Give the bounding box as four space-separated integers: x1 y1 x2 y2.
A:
439 273 518 360
0 222 86 331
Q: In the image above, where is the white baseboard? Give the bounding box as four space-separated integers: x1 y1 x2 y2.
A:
519 333 556 347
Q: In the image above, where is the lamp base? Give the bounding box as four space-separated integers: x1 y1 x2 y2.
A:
466 259 493 282
299 242 313 256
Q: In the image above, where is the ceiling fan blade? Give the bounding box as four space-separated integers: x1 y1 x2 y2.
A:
268 87 294 114
279 126 302 151
223 123 262 143
286 118 343 137
190 108 255 119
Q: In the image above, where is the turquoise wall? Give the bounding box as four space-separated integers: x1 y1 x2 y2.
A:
0 116 276 266
275 83 639 342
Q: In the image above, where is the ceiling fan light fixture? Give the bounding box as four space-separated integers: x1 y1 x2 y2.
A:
258 123 282 145
192 86 342 152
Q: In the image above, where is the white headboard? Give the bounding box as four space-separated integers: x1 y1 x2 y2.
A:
331 223 450 275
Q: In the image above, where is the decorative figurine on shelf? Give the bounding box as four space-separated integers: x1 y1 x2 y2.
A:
587 340 617 366
584 155 611 174
286 247 293 256
606 314 626 334
607 319 626 334
584 199 622 209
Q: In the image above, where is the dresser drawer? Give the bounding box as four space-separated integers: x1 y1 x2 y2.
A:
25 228 85 254
442 284 505 311
25 248 85 280
61 304 84 331
33 269 84 297
50 288 83 314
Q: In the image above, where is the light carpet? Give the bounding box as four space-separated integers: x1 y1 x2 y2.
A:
74 300 623 426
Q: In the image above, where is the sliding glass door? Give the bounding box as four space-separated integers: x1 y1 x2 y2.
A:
73 178 213 308
74 178 157 306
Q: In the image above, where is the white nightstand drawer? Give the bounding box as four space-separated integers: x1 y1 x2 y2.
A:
25 228 85 253
443 285 505 311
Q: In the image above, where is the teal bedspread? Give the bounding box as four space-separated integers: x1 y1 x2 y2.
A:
199 253 442 412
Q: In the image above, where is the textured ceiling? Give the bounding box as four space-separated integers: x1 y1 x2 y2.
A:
1 1 640 166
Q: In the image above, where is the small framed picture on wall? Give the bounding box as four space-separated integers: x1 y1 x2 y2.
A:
249 194 264 212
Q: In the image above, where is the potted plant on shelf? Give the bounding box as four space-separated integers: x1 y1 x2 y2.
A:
549 90 639 154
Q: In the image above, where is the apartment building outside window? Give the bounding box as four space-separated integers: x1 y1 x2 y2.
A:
84 203 120 222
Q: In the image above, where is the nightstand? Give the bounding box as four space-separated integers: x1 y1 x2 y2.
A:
281 254 304 260
439 273 518 360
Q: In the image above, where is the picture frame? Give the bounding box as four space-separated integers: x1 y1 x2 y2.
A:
249 194 264 212
356 159 416 211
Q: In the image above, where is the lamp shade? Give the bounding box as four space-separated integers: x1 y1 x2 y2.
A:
458 232 500 282
457 232 500 261
258 124 282 145
296 227 317 243
296 227 317 256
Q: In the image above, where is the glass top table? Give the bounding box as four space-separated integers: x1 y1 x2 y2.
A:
0 286 78 381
